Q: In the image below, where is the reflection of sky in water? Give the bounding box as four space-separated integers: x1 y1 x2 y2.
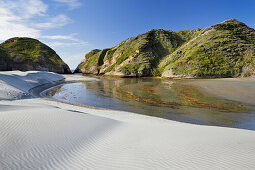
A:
48 78 255 131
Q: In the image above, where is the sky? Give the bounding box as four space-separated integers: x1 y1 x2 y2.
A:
0 0 255 69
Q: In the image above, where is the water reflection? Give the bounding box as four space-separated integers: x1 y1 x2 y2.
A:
46 77 255 130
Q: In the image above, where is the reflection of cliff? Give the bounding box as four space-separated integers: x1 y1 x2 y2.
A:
47 79 255 128
78 77 254 118
169 83 251 113
82 78 252 114
81 80 119 98
46 86 62 96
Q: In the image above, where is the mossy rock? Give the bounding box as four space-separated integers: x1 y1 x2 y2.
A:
161 19 255 78
0 37 71 74
76 19 255 78
0 47 12 70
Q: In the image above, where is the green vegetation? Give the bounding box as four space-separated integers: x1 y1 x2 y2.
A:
0 47 10 61
0 37 71 73
75 19 255 77
76 29 189 75
0 47 11 70
161 19 255 77
2 38 64 65
119 63 140 75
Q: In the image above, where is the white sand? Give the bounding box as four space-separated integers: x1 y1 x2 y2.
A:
0 71 64 100
0 71 255 170
62 73 98 82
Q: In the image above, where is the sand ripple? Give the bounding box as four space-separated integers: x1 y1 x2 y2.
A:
0 101 255 169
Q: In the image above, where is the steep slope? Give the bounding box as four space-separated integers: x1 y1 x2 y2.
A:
75 19 255 77
0 47 11 71
0 37 71 74
75 29 200 76
161 19 255 78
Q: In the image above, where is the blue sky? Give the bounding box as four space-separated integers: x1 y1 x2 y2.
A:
0 0 255 69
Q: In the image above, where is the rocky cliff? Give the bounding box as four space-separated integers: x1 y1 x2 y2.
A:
0 37 71 74
75 19 255 77
0 47 11 71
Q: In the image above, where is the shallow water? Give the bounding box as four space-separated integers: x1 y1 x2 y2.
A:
46 77 255 130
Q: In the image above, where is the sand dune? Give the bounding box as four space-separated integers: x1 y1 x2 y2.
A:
0 71 255 169
1 99 255 170
0 71 64 100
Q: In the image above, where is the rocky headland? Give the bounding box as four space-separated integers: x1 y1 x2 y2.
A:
75 19 255 78
0 37 71 74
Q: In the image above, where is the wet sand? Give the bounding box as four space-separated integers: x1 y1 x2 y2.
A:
46 77 255 130
182 78 255 105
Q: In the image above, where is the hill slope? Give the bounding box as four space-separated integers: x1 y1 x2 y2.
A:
0 37 71 74
75 19 255 77
0 47 11 71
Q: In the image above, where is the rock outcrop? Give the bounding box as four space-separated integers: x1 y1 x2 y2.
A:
0 47 11 71
160 19 255 78
75 19 255 77
0 37 71 74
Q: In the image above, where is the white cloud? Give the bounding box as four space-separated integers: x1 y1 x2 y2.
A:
18 0 48 18
0 0 73 40
0 21 40 40
41 33 88 48
47 41 88 47
0 0 84 45
34 14 71 29
0 0 45 40
52 0 82 10
1 0 47 18
41 34 78 41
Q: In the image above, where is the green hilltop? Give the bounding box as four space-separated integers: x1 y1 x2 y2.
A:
75 19 255 78
0 37 71 74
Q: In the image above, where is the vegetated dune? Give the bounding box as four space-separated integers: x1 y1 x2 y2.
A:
0 71 255 169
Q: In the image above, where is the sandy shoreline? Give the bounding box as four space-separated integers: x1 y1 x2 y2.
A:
182 78 255 105
1 71 255 169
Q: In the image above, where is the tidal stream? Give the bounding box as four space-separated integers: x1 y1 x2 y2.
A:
46 77 255 130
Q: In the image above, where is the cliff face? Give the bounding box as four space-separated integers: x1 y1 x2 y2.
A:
75 19 255 77
0 37 71 74
161 19 255 78
75 29 200 76
0 47 11 71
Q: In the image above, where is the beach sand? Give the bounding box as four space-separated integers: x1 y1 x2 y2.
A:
0 71 255 169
